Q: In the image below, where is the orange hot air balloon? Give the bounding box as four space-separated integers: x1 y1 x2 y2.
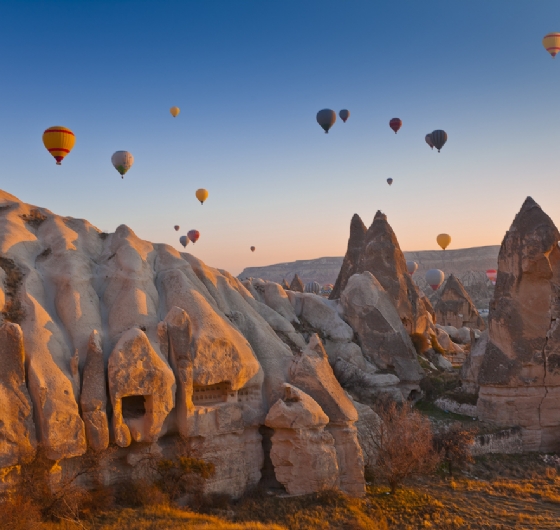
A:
42 126 75 165
389 118 402 134
196 189 208 205
543 33 560 58
170 106 180 117
436 233 451 250
250 246 255 252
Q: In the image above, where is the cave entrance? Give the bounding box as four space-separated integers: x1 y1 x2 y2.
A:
122 395 147 419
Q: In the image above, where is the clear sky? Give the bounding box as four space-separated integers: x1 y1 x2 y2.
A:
1 1 560 275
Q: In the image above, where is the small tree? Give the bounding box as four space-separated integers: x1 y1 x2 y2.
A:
433 422 476 477
369 402 440 494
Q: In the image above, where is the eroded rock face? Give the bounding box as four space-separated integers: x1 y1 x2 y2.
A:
0 322 36 467
108 328 176 446
477 197 560 451
0 190 370 498
265 384 338 495
331 211 434 336
435 274 485 330
340 272 424 390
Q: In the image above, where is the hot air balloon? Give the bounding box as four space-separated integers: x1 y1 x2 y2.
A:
426 269 445 291
387 178 393 186
170 106 180 117
425 134 434 149
174 225 180 231
389 118 402 134
196 189 208 205
111 151 134 178
431 130 447 152
486 269 497 285
320 284 334 296
179 235 189 248
543 33 560 58
316 109 336 133
339 109 350 123
187 229 200 244
406 261 418 275
437 233 451 250
304 281 321 294
250 246 255 252
42 126 75 165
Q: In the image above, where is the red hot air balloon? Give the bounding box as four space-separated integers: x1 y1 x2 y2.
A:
389 118 402 134
187 230 200 244
425 134 434 149
250 246 255 252
174 225 180 231
486 269 497 285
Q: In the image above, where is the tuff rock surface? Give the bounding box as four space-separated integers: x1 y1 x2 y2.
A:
0 190 371 498
476 197 560 451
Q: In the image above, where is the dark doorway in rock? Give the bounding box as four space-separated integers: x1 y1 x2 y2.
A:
122 395 146 418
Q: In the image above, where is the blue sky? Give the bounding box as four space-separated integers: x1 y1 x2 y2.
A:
1 1 560 274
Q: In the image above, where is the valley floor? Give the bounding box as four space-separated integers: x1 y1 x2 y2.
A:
22 453 560 530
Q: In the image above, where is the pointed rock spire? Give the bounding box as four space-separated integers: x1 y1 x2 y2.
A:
290 273 304 293
330 214 367 300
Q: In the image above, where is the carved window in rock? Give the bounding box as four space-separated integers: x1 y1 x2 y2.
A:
237 386 261 403
122 395 147 418
192 382 234 405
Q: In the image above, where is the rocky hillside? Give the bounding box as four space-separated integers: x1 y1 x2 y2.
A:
239 245 499 309
0 189 445 500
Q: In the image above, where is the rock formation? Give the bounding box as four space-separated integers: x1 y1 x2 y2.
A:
330 211 435 336
435 274 485 330
476 197 560 451
0 190 369 498
289 273 304 293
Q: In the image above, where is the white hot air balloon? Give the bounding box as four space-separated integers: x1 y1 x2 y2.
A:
425 269 445 291
406 261 418 275
111 151 134 178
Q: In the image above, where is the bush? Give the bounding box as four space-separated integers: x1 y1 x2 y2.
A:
368 402 441 493
433 422 477 477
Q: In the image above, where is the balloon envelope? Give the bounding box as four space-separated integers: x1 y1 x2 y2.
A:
174 225 180 231
196 189 208 205
486 269 497 285
170 106 180 117
425 134 434 149
304 281 321 294
543 33 560 57
339 109 350 123
437 233 451 250
320 284 333 296
406 261 418 275
250 246 255 252
179 235 189 248
426 269 445 291
431 130 447 152
111 151 134 178
387 178 393 186
42 126 75 165
389 118 402 134
187 229 200 244
316 109 336 133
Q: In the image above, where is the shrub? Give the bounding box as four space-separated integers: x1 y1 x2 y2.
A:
369 402 441 494
433 422 476 477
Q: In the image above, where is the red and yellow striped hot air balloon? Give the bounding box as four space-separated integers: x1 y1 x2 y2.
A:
543 33 560 58
42 126 75 165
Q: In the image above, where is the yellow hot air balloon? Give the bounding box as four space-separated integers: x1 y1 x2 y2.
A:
170 106 180 117
543 33 560 58
196 188 208 205
42 126 75 165
437 233 451 250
